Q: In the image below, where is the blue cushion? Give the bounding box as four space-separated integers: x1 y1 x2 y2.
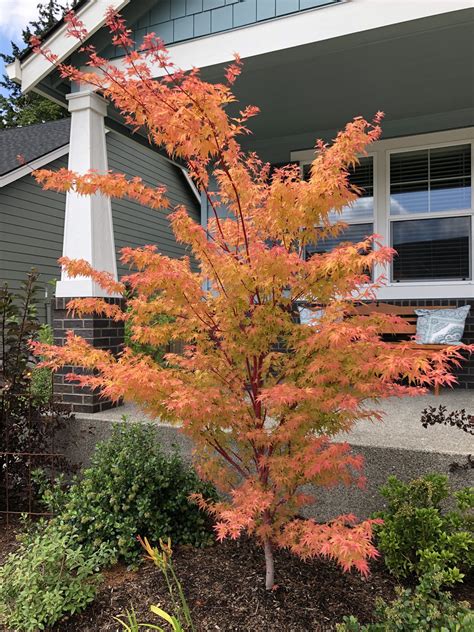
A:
415 305 470 344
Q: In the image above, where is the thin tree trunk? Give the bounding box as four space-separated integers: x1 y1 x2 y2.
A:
264 537 275 590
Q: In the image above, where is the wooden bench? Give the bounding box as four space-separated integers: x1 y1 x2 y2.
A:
353 302 458 395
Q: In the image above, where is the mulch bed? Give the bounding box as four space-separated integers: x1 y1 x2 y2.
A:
56 538 399 631
0 527 471 631
0 518 22 566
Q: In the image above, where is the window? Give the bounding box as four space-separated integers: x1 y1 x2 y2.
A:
303 156 374 256
389 143 472 282
392 217 470 281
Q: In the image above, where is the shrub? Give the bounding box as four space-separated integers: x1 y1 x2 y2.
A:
0 272 73 515
336 569 473 631
43 423 217 562
0 521 114 631
374 474 473 580
30 323 54 404
421 405 474 436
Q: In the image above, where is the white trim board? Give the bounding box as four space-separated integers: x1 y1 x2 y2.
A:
109 0 473 77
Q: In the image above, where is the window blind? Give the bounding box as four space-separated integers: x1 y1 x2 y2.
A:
306 222 373 257
390 144 471 215
392 216 470 281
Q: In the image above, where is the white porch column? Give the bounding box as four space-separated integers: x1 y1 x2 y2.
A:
56 90 118 298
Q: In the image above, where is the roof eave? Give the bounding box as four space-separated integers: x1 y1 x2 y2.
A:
6 0 130 94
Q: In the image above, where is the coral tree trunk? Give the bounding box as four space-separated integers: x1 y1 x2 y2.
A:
264 537 275 590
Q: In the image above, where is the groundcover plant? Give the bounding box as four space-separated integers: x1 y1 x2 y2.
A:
32 8 471 590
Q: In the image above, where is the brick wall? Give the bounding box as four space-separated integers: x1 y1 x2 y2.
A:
52 298 126 413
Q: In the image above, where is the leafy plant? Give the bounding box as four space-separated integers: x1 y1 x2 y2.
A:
124 308 173 365
141 537 194 631
421 405 474 435
0 272 73 514
0 520 114 631
336 568 473 631
115 537 194 632
115 606 186 632
374 474 473 580
420 405 474 472
41 423 217 562
0 271 41 397
30 323 54 404
33 9 474 588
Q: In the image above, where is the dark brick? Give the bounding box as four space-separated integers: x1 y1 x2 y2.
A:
61 394 85 404
386 298 474 389
51 297 126 412
54 384 74 394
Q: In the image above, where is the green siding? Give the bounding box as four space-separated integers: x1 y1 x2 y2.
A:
0 131 200 304
106 131 200 276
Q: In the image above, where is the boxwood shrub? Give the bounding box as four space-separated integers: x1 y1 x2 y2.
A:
43 422 218 562
373 474 473 581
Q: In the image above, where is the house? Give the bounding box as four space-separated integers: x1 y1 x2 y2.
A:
5 0 474 410
0 118 200 301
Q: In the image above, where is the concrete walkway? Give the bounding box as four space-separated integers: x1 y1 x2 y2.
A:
71 391 473 520
77 390 474 456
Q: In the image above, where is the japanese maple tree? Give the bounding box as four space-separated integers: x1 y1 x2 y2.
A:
32 10 470 589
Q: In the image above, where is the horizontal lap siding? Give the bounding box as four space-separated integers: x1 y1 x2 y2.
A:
0 155 67 300
106 131 200 277
0 131 200 302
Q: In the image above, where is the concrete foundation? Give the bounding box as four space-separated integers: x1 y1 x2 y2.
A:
57 391 474 520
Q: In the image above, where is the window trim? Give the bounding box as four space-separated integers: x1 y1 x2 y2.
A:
385 139 473 284
292 127 474 298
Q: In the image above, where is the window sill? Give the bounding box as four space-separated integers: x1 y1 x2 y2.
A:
376 281 474 300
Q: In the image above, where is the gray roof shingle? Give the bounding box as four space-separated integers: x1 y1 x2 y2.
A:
0 118 70 176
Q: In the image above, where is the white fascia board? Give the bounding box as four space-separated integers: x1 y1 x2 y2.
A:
110 0 473 76
0 144 69 188
6 0 130 94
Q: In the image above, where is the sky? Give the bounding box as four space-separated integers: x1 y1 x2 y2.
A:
0 0 43 95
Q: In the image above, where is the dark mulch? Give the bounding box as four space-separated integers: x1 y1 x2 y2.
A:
0 528 471 631
56 538 399 632
0 518 21 565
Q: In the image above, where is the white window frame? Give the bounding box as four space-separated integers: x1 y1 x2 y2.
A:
386 139 473 284
291 127 474 299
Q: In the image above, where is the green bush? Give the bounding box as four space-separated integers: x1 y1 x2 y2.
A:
336 569 473 631
42 422 217 562
30 323 54 404
125 308 174 365
374 474 473 580
0 521 114 631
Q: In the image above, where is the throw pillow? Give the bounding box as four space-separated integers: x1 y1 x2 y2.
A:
415 305 470 344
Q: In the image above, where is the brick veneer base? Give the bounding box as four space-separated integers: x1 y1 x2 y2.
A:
52 297 126 413
385 298 474 389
